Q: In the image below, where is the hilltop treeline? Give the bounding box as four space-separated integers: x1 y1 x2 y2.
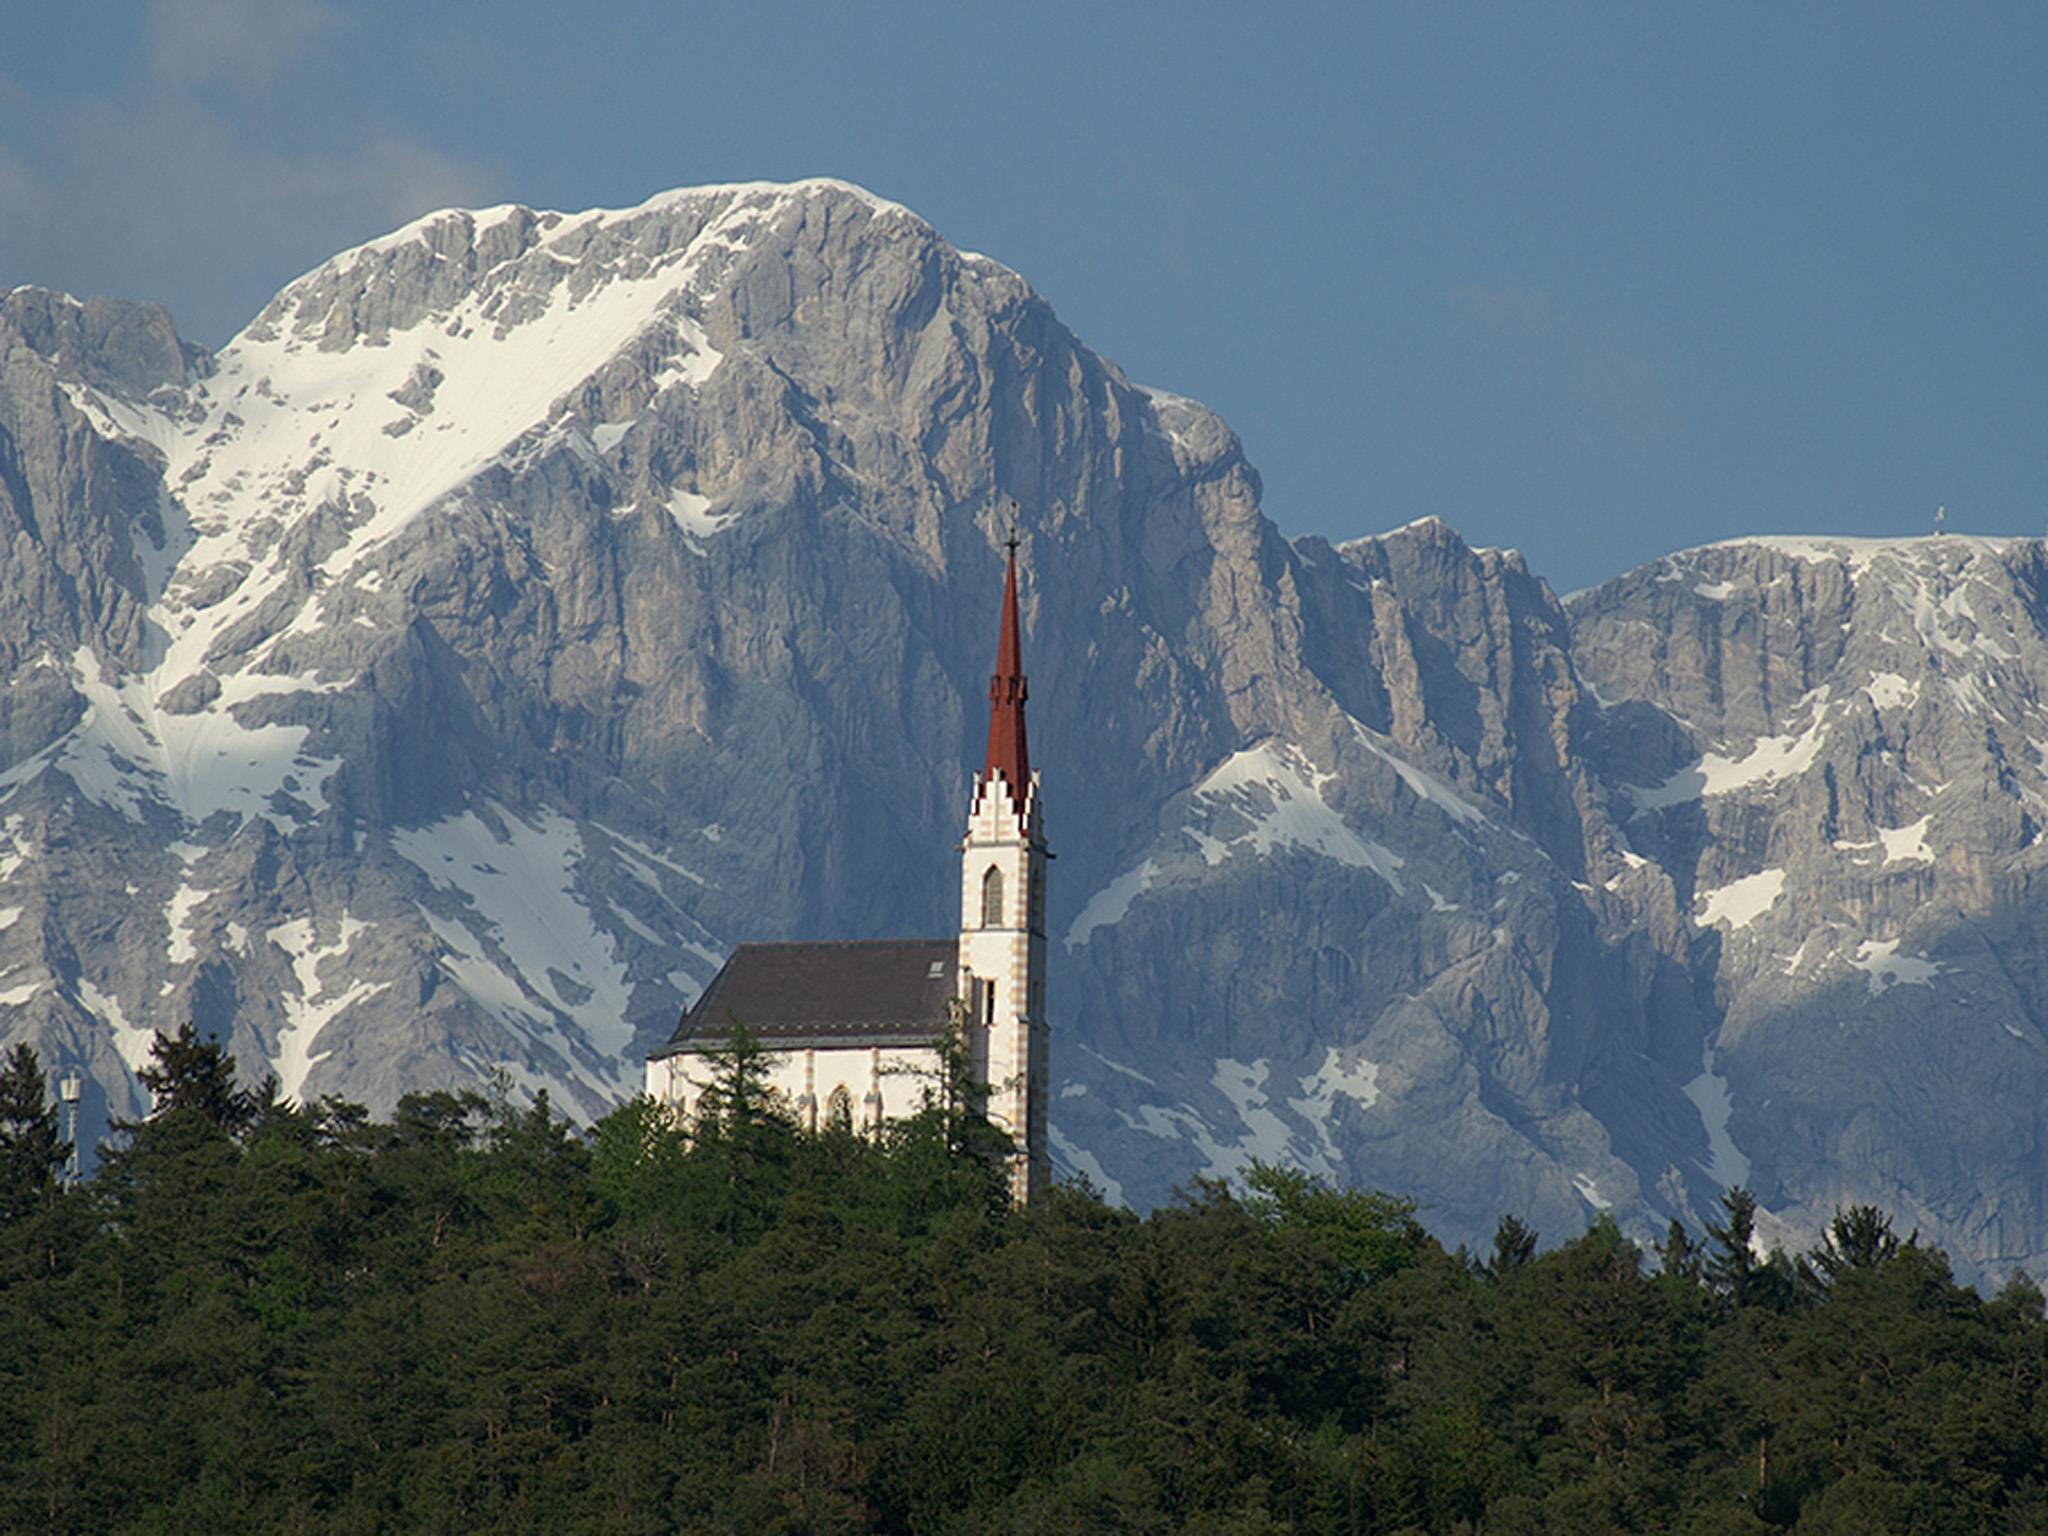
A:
2 1031 2044 1535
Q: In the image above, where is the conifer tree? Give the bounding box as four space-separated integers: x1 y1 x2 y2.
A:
1808 1203 1901 1277
1707 1186 1762 1297
480 1089 596 1240
0 1042 67 1221
689 1022 795 1241
134 1022 263 1133
1656 1217 1703 1284
929 999 1015 1164
877 1005 1013 1226
1707 1185 1795 1311
1797 1202 1907 1302
1485 1213 1539 1280
590 1092 691 1223
690 1021 783 1137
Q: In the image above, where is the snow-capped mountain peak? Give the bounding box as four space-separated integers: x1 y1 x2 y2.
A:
12 183 2048 1283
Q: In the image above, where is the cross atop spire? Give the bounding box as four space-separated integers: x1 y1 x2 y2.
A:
983 511 1030 817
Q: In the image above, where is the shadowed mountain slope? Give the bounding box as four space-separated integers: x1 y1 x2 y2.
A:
1 184 2042 1277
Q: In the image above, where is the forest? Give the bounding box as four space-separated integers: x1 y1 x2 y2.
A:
1 1027 2044 1535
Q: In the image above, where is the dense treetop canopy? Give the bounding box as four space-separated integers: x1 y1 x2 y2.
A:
1 1030 2042 1534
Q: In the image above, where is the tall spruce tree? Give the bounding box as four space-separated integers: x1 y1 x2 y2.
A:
689 1023 795 1242
1809 1203 1902 1276
1485 1213 1539 1280
0 1043 67 1221
1656 1217 1704 1283
1707 1185 1796 1311
1799 1202 1907 1300
134 1021 264 1133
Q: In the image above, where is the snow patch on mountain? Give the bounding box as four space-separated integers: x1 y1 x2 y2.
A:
392 804 633 1068
1065 858 1159 950
1211 1058 1312 1174
1 648 341 836
56 380 174 455
191 203 744 609
1067 739 1411 949
268 915 386 1102
1350 721 1491 828
1694 868 1787 930
1189 742 1404 890
1850 938 1944 996
1047 1123 1124 1205
1837 817 1934 867
1288 1046 1381 1166
666 488 736 543
1704 533 2018 572
1866 672 1920 712
37 185 844 881
1630 700 1830 809
76 979 155 1079
1682 1047 1750 1189
592 821 711 892
164 884 210 966
417 907 543 1027
1105 1056 1349 1189
0 978 43 1008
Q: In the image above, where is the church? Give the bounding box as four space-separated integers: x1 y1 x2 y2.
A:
646 540 1051 1200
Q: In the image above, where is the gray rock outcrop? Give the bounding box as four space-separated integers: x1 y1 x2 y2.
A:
2 183 2043 1280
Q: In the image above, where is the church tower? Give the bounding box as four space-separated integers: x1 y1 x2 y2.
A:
958 535 1050 1200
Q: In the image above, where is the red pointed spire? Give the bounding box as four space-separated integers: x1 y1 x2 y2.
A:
983 532 1030 813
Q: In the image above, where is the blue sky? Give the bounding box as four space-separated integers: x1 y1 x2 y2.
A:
3 2 2041 592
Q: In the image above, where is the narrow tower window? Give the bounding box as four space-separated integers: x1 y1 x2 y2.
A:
982 865 1005 927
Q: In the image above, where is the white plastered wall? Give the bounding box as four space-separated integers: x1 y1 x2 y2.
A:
648 1044 944 1131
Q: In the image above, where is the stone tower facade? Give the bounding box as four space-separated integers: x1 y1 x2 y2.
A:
956 538 1050 1200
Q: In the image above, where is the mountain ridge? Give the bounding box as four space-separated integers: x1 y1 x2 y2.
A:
4 177 2047 1279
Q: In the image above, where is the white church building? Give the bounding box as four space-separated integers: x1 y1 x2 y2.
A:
646 539 1050 1199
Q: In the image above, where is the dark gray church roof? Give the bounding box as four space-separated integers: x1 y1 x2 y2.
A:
651 939 958 1057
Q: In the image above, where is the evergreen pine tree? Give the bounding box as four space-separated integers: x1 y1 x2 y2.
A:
134 1021 261 1133
1656 1217 1704 1284
0 1042 68 1221
1485 1213 1539 1280
1707 1186 1762 1300
1809 1203 1901 1278
876 1003 1015 1225
1706 1186 1795 1311
689 1022 795 1242
1797 1202 1906 1300
690 1020 782 1137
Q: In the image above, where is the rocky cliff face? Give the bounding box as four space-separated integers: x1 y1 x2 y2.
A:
1571 537 2048 1272
2 180 2043 1279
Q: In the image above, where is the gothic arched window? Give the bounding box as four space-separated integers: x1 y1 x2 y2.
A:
825 1085 854 1133
982 865 1005 928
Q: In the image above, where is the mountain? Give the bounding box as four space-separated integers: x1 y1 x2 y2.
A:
1571 535 2048 1270
1 179 2043 1278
